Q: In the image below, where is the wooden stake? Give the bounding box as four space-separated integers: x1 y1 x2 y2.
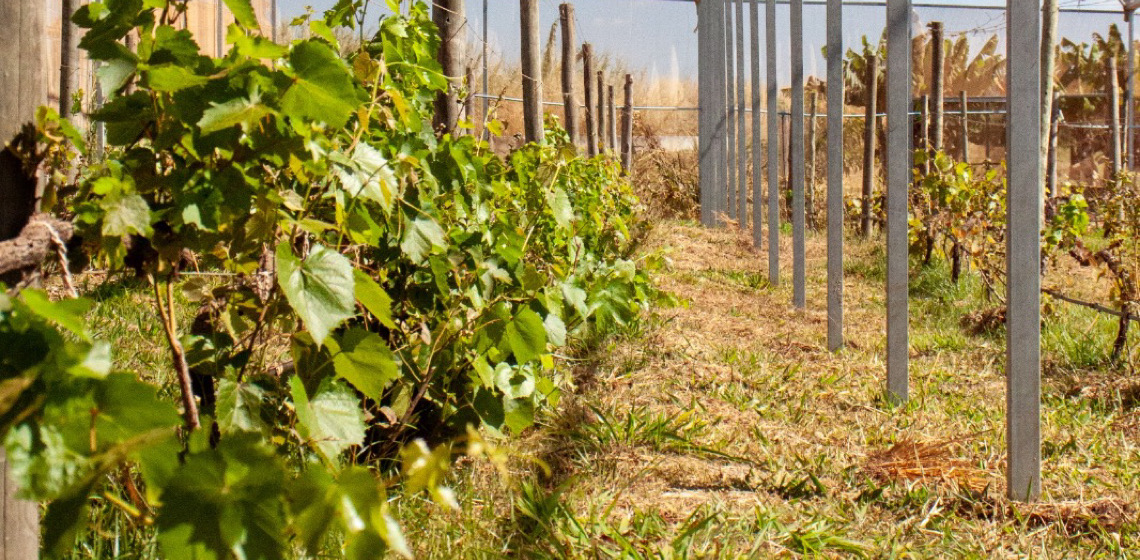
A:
807 90 819 230
434 0 467 134
558 4 579 143
959 90 969 162
621 74 633 172
1111 56 1123 178
583 43 597 157
607 84 617 152
61 0 80 121
929 21 944 152
520 0 543 143
597 71 606 151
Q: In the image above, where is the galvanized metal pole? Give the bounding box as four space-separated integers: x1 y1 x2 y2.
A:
736 0 748 226
766 0 779 283
699 1 714 227
1005 0 1042 503
217 0 225 57
827 0 844 351
751 0 763 247
716 0 730 225
791 0 806 310
725 4 738 221
886 0 911 403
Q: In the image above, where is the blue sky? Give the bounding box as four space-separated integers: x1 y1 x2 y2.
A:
276 0 1127 83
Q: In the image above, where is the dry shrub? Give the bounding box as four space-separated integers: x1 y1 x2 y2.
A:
864 437 992 493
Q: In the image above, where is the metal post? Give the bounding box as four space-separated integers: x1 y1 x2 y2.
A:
736 0 748 227
1005 0 1042 503
791 0 806 310
886 0 911 403
725 3 738 221
217 0 225 57
827 0 844 352
862 54 879 239
700 0 728 228
767 0 779 282
751 0 763 247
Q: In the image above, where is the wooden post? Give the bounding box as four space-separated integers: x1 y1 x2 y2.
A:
60 0 81 121
919 94 929 172
434 0 467 134
0 0 45 556
766 0 780 280
520 0 543 143
607 84 617 152
1046 93 1060 199
597 71 606 152
621 74 633 173
1111 56 1123 178
464 65 476 132
735 0 748 227
791 0 806 310
862 54 879 239
558 4 578 143
807 90 819 230
886 0 912 404
929 22 944 152
827 0 844 352
959 91 969 162
750 0 762 247
583 43 597 157
1006 0 1042 503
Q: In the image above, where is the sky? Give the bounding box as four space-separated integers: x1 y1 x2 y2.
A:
275 0 1129 86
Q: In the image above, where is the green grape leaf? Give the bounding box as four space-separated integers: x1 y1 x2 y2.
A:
503 308 546 364
292 378 366 463
543 313 567 347
146 64 208 92
400 217 446 264
96 58 135 94
503 396 535 433
100 192 152 237
199 95 273 134
276 243 355 346
19 290 92 339
222 0 260 29
331 328 399 401
336 143 399 213
353 270 396 329
216 379 267 434
547 187 574 229
280 41 364 128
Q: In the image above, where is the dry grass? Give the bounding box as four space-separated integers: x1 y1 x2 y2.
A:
403 219 1140 558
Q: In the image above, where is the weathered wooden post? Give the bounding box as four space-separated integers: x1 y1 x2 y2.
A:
434 0 467 133
919 94 930 173
607 84 617 151
734 0 747 227
807 90 819 230
766 0 779 281
1006 0 1042 503
584 43 597 157
791 0 806 310
959 91 969 162
60 0 81 121
597 71 606 151
1045 93 1060 199
862 54 879 239
929 22 944 153
827 0 844 352
465 65 476 131
1111 56 1123 178
621 74 633 173
520 0 543 143
886 0 911 404
559 4 579 143
750 0 762 247
216 0 226 57
0 0 45 556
